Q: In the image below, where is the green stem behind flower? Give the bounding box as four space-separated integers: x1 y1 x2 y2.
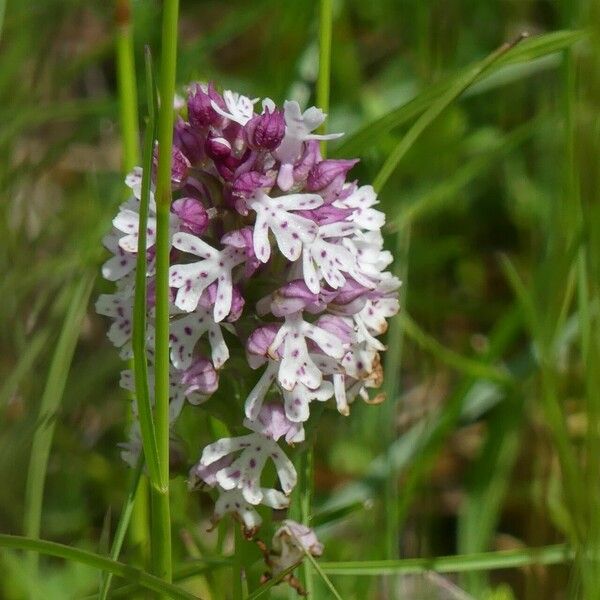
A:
151 0 180 588
115 0 140 173
316 0 332 157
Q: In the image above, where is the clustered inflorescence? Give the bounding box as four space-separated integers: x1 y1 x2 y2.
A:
97 84 400 578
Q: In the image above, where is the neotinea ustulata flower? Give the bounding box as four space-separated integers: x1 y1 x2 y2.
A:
97 83 400 588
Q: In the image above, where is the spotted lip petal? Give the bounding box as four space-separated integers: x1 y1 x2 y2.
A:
248 191 323 263
169 232 246 321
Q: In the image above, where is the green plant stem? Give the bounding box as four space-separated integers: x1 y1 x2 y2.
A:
320 544 574 576
0 535 201 600
316 0 332 155
115 0 140 172
152 0 179 586
381 228 410 560
99 457 144 600
23 271 95 576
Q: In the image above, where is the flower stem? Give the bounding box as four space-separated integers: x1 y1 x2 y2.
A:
151 0 179 587
316 0 332 156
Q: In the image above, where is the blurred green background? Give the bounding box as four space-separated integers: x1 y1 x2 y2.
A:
0 1 598 598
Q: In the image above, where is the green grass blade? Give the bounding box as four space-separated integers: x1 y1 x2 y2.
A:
244 563 301 600
386 118 540 231
23 270 96 574
132 46 161 489
335 30 583 159
0 534 201 600
0 329 49 410
152 0 179 585
115 0 140 173
303 550 344 600
457 394 525 594
98 457 144 600
398 312 512 385
372 33 528 192
320 544 573 576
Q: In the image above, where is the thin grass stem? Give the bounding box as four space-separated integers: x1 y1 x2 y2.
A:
316 0 332 155
151 0 180 586
98 457 144 600
23 271 95 575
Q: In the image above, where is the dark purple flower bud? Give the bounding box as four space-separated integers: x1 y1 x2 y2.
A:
291 140 321 184
181 357 218 400
245 108 285 151
306 159 358 192
244 403 304 444
171 197 209 235
205 133 231 161
153 144 191 187
232 171 273 198
188 82 225 128
171 146 191 186
174 118 204 165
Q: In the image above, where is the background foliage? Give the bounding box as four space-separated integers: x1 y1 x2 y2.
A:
0 0 598 598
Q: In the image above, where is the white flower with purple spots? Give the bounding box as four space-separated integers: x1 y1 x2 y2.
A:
169 233 246 320
247 191 323 263
200 432 297 505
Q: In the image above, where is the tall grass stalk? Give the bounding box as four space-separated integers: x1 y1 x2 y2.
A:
316 0 332 154
114 0 152 573
152 0 180 585
115 0 140 174
23 272 96 575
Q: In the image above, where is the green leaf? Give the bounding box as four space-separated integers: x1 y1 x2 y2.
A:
23 270 96 574
372 33 530 192
334 30 584 160
319 544 573 576
0 534 200 600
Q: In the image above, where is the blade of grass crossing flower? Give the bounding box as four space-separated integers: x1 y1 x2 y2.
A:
335 30 584 159
152 0 179 585
294 1 334 595
0 535 201 600
132 46 161 491
319 544 573 576
23 270 95 575
372 33 528 193
98 456 144 600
